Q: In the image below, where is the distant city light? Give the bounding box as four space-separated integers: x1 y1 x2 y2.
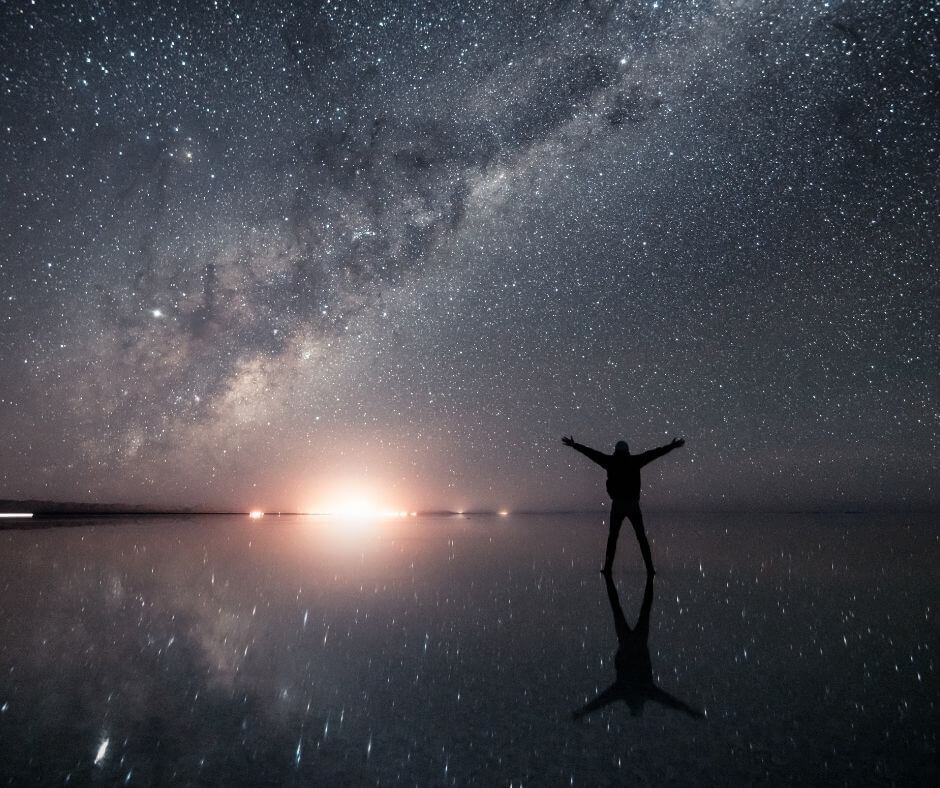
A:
498 510 509 516
0 512 32 518
249 510 264 519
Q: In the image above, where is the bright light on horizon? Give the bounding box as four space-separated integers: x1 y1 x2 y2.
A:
249 510 264 519
303 482 410 520
321 500 408 520
0 512 33 518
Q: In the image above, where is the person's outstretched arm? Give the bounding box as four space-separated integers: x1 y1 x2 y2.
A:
571 683 619 720
636 437 685 468
561 435 610 468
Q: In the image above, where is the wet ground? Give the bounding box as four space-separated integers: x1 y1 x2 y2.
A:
1 512 936 784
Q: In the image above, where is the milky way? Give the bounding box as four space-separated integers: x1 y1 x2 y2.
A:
1 0 936 510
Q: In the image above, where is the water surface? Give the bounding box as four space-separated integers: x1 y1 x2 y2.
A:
1 512 935 784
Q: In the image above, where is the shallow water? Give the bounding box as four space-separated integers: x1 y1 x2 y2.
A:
0 512 936 784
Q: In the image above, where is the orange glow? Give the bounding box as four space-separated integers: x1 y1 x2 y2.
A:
249 510 264 519
322 500 408 520
306 480 409 521
302 493 407 551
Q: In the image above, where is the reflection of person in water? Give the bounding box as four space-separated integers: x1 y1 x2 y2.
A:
562 435 684 575
573 574 703 720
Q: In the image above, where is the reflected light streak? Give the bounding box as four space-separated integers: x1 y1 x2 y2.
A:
94 737 109 766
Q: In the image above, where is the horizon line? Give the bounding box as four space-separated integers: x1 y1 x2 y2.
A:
2 505 938 520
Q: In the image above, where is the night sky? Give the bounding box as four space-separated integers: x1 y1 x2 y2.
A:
1 0 936 512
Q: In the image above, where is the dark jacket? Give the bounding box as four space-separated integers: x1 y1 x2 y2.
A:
570 442 676 501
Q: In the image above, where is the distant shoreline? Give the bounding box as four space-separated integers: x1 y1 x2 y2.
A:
1 499 937 522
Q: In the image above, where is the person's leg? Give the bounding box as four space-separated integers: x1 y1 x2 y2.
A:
627 505 655 576
603 571 631 642
603 501 626 574
635 572 654 642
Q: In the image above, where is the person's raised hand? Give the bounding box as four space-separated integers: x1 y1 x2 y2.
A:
561 435 575 447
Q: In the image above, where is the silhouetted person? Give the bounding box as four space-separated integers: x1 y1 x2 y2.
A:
572 574 703 721
562 434 684 575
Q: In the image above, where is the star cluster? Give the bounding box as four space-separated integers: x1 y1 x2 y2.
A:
0 0 936 509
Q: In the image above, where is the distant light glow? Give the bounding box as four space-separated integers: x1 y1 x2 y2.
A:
324 500 407 520
498 510 509 516
0 512 33 518
249 510 264 519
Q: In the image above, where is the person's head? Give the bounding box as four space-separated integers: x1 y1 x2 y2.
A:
614 440 629 455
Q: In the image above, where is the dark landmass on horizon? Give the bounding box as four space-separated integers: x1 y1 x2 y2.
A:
1 499 552 519
1 499 937 524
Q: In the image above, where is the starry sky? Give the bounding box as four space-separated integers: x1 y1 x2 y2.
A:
0 0 936 511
